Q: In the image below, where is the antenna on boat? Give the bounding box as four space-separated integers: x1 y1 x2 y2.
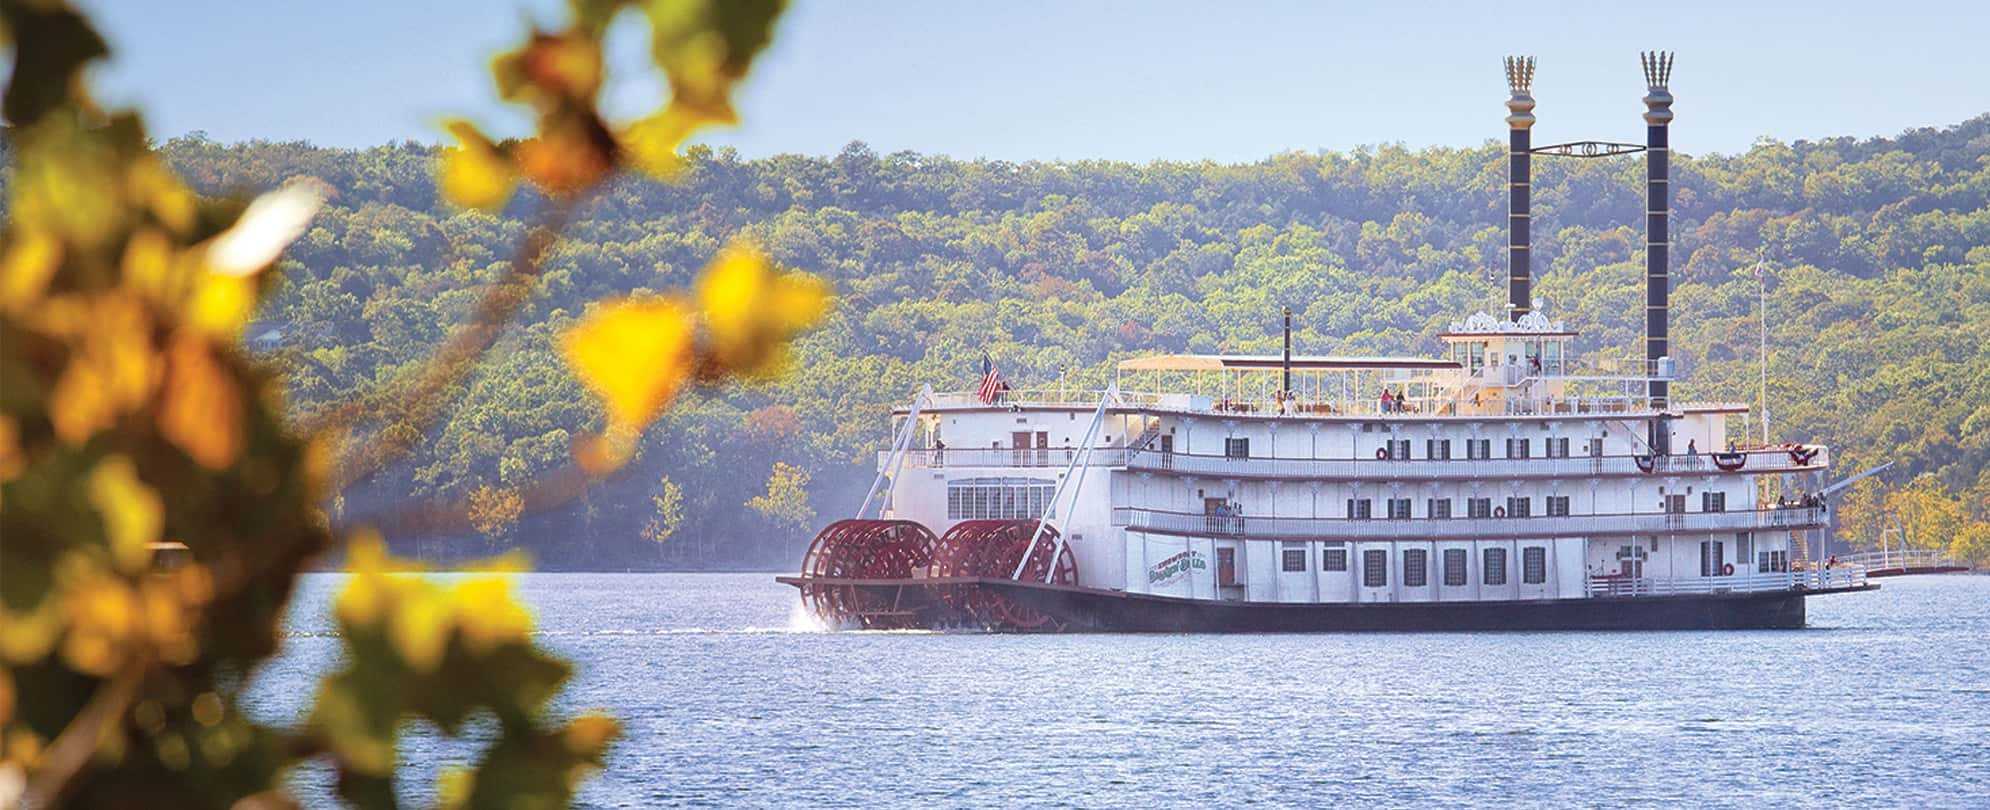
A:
1503 55 1536 316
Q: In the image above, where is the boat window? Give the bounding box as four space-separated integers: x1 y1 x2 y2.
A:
1443 549 1467 586
1547 496 1570 516
1282 547 1307 572
1388 498 1412 519
1427 498 1452 519
1522 546 1547 584
1484 548 1508 585
1701 492 1727 513
1506 496 1531 518
1699 540 1727 577
1467 498 1491 518
947 478 1056 520
1346 498 1373 519
1224 437 1250 459
1403 549 1428 587
1362 549 1388 587
1322 548 1348 572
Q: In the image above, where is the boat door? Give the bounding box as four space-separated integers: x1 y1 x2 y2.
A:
1035 431 1049 466
1216 547 1239 587
1158 433 1174 467
1011 431 1032 466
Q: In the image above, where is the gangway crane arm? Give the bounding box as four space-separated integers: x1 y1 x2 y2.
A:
856 384 933 520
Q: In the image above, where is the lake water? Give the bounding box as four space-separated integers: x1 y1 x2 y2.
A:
253 573 1990 807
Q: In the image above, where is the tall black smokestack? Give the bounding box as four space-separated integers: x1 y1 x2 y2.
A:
1282 306 1292 394
1642 51 1674 407
1504 56 1536 316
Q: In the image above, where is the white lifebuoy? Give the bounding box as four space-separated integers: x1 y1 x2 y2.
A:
1494 506 1507 518
1722 562 1735 576
1375 447 1389 460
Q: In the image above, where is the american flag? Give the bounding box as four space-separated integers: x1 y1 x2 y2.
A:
976 355 1004 404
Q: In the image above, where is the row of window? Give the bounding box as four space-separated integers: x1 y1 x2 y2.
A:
1342 496 1572 519
945 479 1056 520
1279 544 1549 587
1223 436 1589 460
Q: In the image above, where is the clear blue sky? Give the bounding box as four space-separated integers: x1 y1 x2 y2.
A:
81 0 1990 161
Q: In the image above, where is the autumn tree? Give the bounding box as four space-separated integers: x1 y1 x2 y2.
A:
746 461 814 531
468 484 526 548
641 475 687 543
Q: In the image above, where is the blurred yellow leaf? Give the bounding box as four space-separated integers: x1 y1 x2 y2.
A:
0 415 22 484
562 713 619 755
388 587 451 674
0 597 63 665
439 120 517 211
0 229 60 311
61 575 139 677
519 32 603 100
618 109 693 178
87 455 162 574
160 333 243 469
696 244 831 375
48 295 157 445
451 576 532 654
515 122 614 197
334 530 391 628
560 295 694 438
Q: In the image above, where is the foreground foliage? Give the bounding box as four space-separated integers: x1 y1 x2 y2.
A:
0 0 823 806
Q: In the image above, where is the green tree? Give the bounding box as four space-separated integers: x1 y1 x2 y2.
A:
641 475 687 543
746 461 814 531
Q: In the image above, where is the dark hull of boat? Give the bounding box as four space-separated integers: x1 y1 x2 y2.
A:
777 576 1878 632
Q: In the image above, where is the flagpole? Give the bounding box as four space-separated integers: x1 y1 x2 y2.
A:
1757 253 1769 444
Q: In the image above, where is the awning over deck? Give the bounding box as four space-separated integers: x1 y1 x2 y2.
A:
1115 354 1459 372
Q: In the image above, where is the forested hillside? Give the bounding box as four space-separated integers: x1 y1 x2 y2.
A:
48 117 1990 568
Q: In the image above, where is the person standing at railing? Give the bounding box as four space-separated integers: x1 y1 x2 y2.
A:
933 438 945 466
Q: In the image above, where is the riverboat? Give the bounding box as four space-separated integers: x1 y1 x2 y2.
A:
778 52 1875 631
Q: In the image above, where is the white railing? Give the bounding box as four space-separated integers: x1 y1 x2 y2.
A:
1585 567 1867 597
889 447 1133 470
1120 448 1824 480
913 388 1746 421
1836 548 1967 571
1111 506 1828 541
884 446 1828 478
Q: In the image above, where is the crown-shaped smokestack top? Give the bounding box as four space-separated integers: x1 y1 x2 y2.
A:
1641 51 1674 125
1504 55 1537 128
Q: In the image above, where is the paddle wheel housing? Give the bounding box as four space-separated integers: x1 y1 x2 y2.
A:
928 520 1080 630
796 519 937 629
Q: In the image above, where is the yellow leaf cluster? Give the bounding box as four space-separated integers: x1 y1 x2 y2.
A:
45 294 158 445
333 534 536 674
86 456 162 574
56 561 210 677
697 244 832 377
557 243 829 470
160 333 245 470
560 295 695 441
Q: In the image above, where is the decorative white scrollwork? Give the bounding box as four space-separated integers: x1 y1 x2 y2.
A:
1447 310 1566 334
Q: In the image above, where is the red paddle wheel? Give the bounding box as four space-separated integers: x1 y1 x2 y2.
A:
797 519 937 629
928 520 1079 631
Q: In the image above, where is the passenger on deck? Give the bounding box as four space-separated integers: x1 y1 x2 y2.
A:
1686 439 1697 455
